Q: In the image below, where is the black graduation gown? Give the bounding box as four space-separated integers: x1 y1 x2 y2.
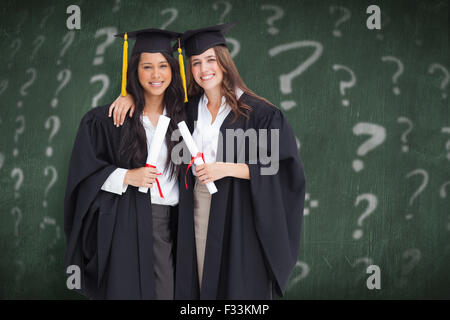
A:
64 105 176 299
175 93 306 299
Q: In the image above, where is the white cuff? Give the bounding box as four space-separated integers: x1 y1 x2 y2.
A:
101 168 129 195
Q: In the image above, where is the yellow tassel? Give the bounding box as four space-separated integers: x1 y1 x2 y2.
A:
121 33 128 96
178 38 188 102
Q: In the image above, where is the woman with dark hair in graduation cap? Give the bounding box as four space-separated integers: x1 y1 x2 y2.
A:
109 23 306 300
64 28 186 299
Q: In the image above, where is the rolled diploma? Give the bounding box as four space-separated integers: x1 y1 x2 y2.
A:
177 121 218 194
139 115 171 193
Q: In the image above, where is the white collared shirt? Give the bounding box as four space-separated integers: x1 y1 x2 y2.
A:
101 109 179 206
191 88 244 176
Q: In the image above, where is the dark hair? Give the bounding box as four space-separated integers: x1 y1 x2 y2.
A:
186 45 274 122
118 52 185 180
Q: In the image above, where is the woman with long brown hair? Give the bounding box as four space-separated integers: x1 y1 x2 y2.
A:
109 23 306 299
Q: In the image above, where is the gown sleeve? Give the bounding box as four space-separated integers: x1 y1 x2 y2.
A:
246 107 306 297
63 107 120 293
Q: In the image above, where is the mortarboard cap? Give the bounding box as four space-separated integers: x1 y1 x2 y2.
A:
179 22 237 57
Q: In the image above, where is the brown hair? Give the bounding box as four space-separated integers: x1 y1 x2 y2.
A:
186 45 274 122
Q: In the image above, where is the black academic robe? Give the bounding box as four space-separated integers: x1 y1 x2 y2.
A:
175 93 306 299
64 105 176 299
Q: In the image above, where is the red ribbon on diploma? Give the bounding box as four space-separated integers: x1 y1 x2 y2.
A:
145 164 164 198
185 152 205 190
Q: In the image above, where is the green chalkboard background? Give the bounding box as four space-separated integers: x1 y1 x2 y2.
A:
0 0 448 299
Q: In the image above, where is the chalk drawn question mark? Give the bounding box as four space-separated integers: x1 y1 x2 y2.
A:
8 38 22 69
15 12 28 34
405 169 428 220
112 0 121 12
439 181 450 231
44 116 61 157
51 69 72 108
212 1 232 24
17 68 37 108
398 248 421 287
57 31 76 65
353 194 378 240
332 64 356 106
40 6 55 29
397 117 413 152
261 4 284 35
13 115 25 157
225 37 240 58
43 166 58 207
11 168 24 199
287 261 310 291
442 127 450 161
11 207 22 246
381 56 403 95
92 27 117 65
428 63 449 99
30 35 45 61
39 215 61 264
0 80 9 96
329 6 351 37
160 8 178 30
346 257 374 283
269 41 323 111
90 74 110 107
352 122 386 172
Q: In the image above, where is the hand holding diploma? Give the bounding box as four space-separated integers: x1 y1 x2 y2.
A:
178 121 218 194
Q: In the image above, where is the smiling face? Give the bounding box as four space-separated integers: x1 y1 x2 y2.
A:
138 52 172 97
190 47 224 93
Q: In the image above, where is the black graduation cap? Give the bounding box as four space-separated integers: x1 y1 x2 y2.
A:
179 22 237 57
115 28 180 55
115 28 188 101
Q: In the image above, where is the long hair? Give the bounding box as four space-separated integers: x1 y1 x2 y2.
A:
118 52 185 179
186 45 274 122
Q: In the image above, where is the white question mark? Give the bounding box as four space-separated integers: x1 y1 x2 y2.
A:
381 56 404 95
212 1 232 24
225 37 240 58
159 8 178 30
92 27 117 66
261 4 284 35
39 215 61 254
353 194 378 240
40 6 55 29
397 117 413 152
0 80 9 96
442 127 450 161
287 260 310 291
13 115 25 157
43 166 58 208
398 248 421 287
44 116 61 157
439 181 450 231
11 207 22 246
269 41 323 111
57 31 76 65
428 63 449 99
17 68 37 108
404 169 428 220
112 0 121 12
332 64 357 106
352 122 386 172
30 35 45 61
90 74 110 107
329 6 351 37
11 168 24 199
8 38 22 69
51 69 72 108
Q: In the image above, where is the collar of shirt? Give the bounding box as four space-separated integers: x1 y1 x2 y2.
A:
141 106 167 130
